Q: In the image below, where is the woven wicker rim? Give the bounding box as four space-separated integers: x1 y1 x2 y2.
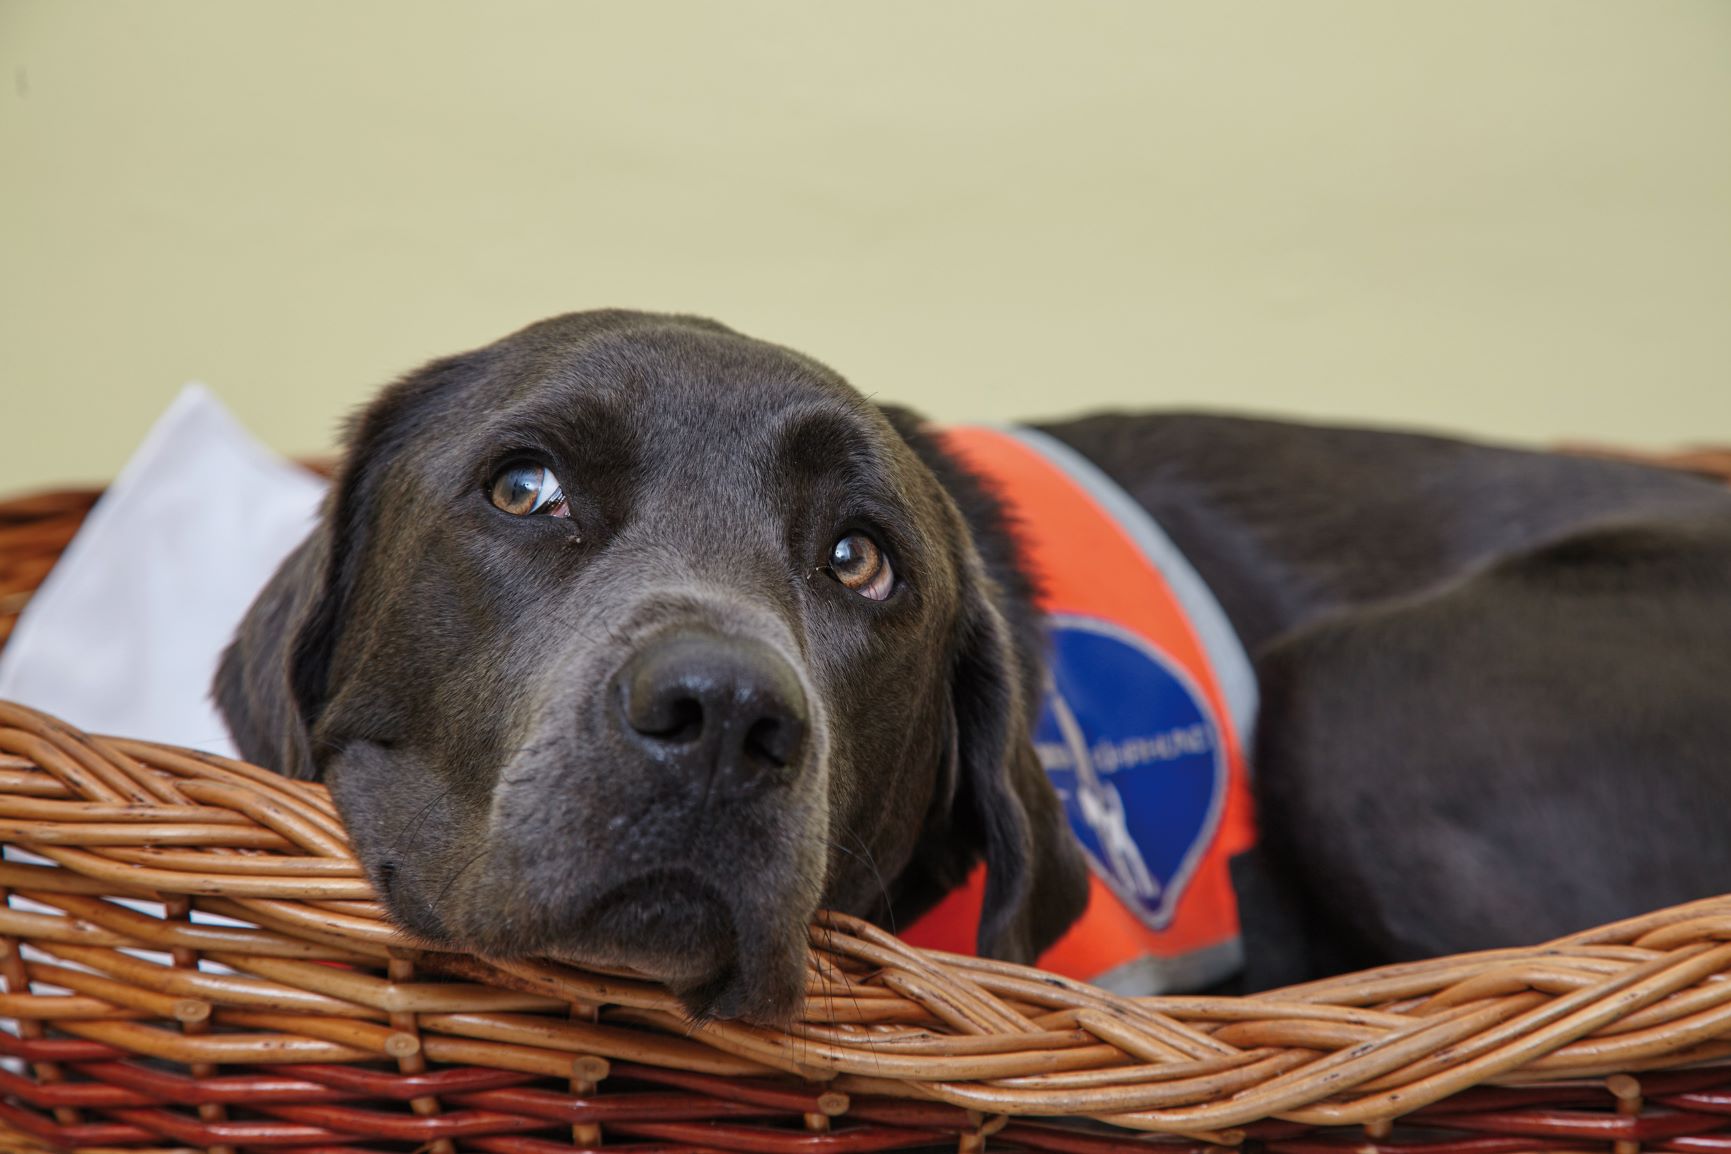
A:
3 699 1731 1138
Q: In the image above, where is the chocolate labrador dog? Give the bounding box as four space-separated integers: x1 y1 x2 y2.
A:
216 309 1731 1021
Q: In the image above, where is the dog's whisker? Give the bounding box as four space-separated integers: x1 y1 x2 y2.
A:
821 835 900 1066
544 605 633 655
831 824 896 936
812 948 881 1071
387 780 460 857
430 846 491 910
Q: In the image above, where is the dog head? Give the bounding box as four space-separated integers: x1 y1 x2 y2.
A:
215 310 1088 1021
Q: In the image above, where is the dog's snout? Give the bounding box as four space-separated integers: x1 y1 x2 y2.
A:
616 632 808 789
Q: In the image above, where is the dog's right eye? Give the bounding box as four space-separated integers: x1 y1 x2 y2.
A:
489 462 569 518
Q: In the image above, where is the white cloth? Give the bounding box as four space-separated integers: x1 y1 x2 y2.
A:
0 386 328 756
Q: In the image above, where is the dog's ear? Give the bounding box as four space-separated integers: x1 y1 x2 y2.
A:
213 353 478 779
874 406 1089 961
950 579 1092 963
213 530 331 779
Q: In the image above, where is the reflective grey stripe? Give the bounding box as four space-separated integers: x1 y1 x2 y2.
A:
996 426 1260 769
1090 936 1245 997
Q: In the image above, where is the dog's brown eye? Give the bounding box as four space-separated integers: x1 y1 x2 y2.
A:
827 533 894 601
489 462 568 518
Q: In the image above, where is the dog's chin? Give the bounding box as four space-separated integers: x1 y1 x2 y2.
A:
541 872 806 1024
556 873 736 982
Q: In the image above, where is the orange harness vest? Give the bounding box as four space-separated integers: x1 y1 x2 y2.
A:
902 426 1260 993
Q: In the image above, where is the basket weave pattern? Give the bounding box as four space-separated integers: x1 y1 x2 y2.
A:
0 490 97 654
5 702 1731 1152
2 460 1731 1153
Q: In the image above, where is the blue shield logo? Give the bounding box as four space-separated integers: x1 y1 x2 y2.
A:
1033 614 1227 929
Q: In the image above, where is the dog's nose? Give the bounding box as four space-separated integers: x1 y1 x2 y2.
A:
615 632 808 790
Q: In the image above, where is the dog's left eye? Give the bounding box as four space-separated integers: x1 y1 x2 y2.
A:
489 461 569 518
827 532 895 601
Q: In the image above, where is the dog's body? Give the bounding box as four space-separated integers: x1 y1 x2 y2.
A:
217 311 1731 1019
1034 413 1731 989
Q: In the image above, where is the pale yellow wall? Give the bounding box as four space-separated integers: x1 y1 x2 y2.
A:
3 1 1728 493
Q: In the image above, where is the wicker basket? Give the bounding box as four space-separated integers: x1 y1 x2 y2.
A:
3 455 1731 1154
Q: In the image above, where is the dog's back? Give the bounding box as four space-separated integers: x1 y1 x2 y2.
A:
1033 412 1731 987
1034 411 1731 648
